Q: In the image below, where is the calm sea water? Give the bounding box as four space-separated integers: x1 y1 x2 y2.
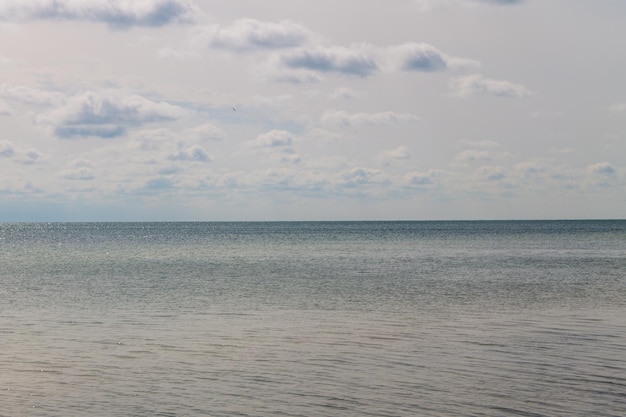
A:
1 221 625 416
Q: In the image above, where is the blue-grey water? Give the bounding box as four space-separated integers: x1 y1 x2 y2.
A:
1 220 625 416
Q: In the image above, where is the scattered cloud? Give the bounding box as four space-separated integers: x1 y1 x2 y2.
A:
458 139 502 148
321 110 419 126
389 42 479 72
338 167 382 187
476 165 507 181
37 90 187 139
329 87 359 100
0 140 15 157
404 169 442 187
587 162 616 176
279 45 379 78
0 140 44 164
0 0 200 28
381 146 411 161
1 85 65 106
475 0 526 5
63 167 96 181
585 162 619 188
17 149 44 165
455 149 512 162
0 100 10 115
414 0 526 12
183 123 225 141
168 145 211 162
249 130 295 148
514 160 550 177
450 74 532 98
197 19 313 52
141 177 175 191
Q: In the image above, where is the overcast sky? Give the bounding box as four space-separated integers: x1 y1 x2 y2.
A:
0 0 624 221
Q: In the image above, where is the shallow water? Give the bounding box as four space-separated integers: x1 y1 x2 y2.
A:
1 221 625 416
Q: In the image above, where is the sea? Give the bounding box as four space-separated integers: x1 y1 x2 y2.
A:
1 220 625 417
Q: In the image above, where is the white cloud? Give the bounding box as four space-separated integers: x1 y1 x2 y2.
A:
183 123 224 141
0 140 45 164
404 169 442 187
450 74 532 98
197 19 313 52
392 42 448 71
476 165 507 181
609 103 626 113
0 140 15 157
514 160 550 177
329 87 359 100
338 167 382 187
0 0 200 28
1 85 66 106
279 45 378 78
37 90 187 138
458 139 502 148
475 0 526 5
381 146 411 161
587 162 616 176
455 149 511 162
414 0 526 12
63 167 96 180
249 130 295 148
168 145 211 162
17 149 44 165
321 110 419 126
388 42 479 72
0 100 10 115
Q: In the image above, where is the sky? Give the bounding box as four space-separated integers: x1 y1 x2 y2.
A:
0 0 624 221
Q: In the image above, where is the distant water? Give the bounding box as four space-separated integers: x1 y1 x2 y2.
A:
1 221 625 416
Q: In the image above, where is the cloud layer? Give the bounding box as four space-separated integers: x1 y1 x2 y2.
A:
0 0 199 28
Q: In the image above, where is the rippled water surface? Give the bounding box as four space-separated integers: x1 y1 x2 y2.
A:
1 221 625 416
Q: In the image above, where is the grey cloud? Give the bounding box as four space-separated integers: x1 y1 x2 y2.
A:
0 0 199 28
